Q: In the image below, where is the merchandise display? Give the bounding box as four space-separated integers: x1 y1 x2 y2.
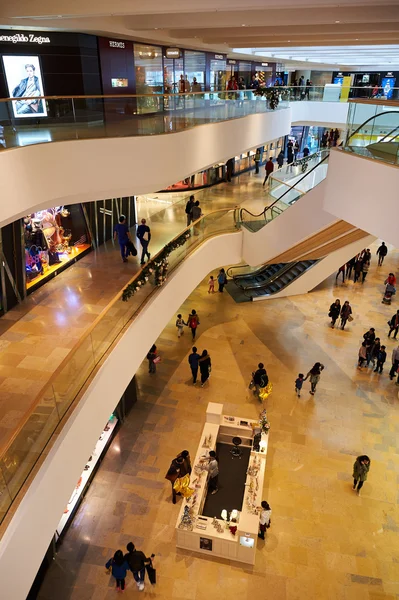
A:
55 415 118 540
24 205 91 289
175 402 267 565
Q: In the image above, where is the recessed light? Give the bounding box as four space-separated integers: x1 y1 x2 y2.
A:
335 20 340 23
355 38 359 40
287 40 291 42
241 24 246 26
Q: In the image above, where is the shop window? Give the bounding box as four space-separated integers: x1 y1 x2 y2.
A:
134 44 163 113
163 57 184 94
184 51 206 92
238 62 252 88
210 59 226 92
24 205 90 290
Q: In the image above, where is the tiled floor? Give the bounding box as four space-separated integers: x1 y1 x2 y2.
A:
37 244 399 600
0 169 266 450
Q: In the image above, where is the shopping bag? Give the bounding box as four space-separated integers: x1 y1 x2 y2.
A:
153 356 161 364
348 315 354 322
146 562 156 585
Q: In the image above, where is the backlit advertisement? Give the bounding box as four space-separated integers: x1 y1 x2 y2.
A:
2 55 47 118
381 76 396 99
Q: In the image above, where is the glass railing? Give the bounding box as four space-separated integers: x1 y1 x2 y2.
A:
0 207 239 525
239 150 330 232
1 87 399 150
344 106 399 166
0 91 287 150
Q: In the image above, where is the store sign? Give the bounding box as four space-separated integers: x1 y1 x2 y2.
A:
214 54 224 60
109 40 125 49
228 59 237 65
0 33 50 45
261 62 269 67
166 47 181 58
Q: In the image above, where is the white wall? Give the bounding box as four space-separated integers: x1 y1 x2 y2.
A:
0 109 291 228
290 100 349 126
242 179 337 266
323 149 399 247
253 234 376 301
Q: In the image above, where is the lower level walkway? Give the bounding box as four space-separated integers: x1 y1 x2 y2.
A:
37 242 399 600
0 170 263 449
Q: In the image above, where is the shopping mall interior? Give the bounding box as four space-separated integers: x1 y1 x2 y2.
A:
0 1 398 599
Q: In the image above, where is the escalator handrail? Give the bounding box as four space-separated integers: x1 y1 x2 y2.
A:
345 110 399 146
376 124 399 144
239 151 329 222
239 261 298 292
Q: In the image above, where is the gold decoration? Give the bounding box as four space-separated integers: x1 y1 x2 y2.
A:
259 381 273 401
173 474 194 498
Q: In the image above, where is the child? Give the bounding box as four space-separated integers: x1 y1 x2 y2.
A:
374 345 387 373
295 373 304 397
208 275 215 294
358 341 367 369
176 314 187 338
105 550 130 592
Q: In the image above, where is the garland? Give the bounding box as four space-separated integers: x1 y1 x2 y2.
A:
252 87 280 110
122 230 191 301
292 151 320 173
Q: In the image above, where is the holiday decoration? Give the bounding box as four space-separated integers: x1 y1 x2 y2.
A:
259 409 270 434
178 505 194 530
258 381 273 401
122 231 191 301
252 87 280 110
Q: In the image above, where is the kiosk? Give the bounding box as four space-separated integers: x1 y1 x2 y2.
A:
175 402 268 565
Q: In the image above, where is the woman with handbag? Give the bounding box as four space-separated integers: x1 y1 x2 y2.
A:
340 300 352 330
147 344 159 374
199 350 211 387
165 456 184 504
304 362 324 395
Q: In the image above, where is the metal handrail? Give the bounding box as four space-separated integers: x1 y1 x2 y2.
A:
345 110 399 146
239 262 297 292
239 150 329 223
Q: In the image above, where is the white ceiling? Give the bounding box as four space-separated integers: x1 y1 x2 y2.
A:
0 0 398 70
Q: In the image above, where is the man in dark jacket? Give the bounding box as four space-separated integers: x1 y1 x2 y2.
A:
252 363 268 400
124 542 151 591
188 346 200 383
185 195 195 227
388 310 399 339
136 218 151 265
376 242 388 266
263 158 274 186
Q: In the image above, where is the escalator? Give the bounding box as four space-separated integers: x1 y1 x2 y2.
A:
227 259 317 302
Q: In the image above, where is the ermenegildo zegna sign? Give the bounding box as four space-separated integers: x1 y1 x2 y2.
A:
0 33 51 44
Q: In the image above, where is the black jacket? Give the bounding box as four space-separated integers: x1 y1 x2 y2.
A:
185 200 194 215
253 368 268 386
329 302 340 318
124 550 149 573
377 244 387 256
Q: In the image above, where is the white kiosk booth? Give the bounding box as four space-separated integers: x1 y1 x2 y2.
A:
175 402 268 565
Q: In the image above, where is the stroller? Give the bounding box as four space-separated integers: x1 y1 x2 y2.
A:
382 283 396 305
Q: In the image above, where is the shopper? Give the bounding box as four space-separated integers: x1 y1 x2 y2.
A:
147 344 158 374
176 314 187 338
206 450 219 495
106 550 130 592
226 158 235 182
295 373 304 397
329 299 341 328
277 150 284 168
362 259 370 283
208 275 215 293
258 500 272 539
293 140 300 159
137 218 151 265
252 363 269 400
367 337 380 368
177 450 192 476
304 362 324 395
199 349 211 387
352 455 371 496
217 268 227 293
358 342 367 369
346 257 356 279
188 346 200 384
113 215 134 263
263 157 274 186
363 327 376 347
388 310 399 339
374 345 386 373
335 265 345 283
389 344 399 380
165 455 185 504
353 257 363 283
376 242 388 266
340 300 352 330
303 146 310 157
187 309 200 340
124 542 152 591
286 149 294 173
385 272 396 287
190 201 202 235
333 128 340 146
185 195 195 227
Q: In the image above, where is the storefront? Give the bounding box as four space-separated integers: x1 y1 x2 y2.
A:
207 53 227 92
0 30 102 127
24 204 91 291
252 62 274 88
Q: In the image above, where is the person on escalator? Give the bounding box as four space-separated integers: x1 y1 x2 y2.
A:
185 195 195 227
277 151 284 168
303 146 310 157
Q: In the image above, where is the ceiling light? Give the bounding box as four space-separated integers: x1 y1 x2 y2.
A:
335 20 340 23
241 24 246 27
287 40 291 42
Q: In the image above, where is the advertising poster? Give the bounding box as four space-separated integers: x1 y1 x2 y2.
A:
2 55 47 118
381 77 396 99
